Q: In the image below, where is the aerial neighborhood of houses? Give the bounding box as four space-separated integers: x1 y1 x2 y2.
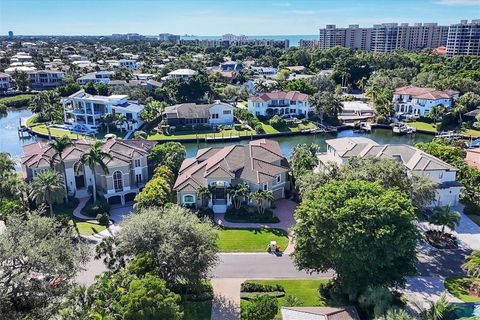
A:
2 15 480 320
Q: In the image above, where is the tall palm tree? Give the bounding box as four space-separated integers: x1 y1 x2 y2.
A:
29 169 65 217
49 135 73 202
78 141 112 202
102 114 115 134
197 185 213 208
250 191 274 214
373 308 413 320
452 102 467 126
429 205 461 235
115 113 126 133
227 184 250 209
356 77 367 94
462 251 480 277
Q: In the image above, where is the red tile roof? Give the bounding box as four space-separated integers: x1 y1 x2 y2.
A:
249 91 309 102
394 86 458 99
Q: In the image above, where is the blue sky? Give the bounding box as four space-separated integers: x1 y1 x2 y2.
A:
0 0 479 36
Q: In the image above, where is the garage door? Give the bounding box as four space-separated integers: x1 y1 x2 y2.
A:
108 195 122 205
272 188 283 200
124 193 137 203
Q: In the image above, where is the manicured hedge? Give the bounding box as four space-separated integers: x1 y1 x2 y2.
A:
81 196 110 217
241 282 285 293
0 94 33 108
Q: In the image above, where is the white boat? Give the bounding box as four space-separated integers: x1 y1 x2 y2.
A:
392 122 415 135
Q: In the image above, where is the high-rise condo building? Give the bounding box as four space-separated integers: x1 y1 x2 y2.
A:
446 19 480 56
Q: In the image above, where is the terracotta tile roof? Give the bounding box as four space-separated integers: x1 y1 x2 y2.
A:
22 138 155 170
394 86 458 99
173 139 289 190
249 91 309 103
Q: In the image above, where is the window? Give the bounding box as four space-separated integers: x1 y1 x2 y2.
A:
135 174 142 184
134 159 141 167
183 195 195 203
276 175 281 183
290 109 296 114
263 184 268 191
211 113 219 119
223 110 231 115
113 171 123 192
439 172 443 179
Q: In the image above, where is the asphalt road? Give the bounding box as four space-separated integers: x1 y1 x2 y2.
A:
76 249 468 285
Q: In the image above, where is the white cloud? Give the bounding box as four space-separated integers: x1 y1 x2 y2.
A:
435 0 480 5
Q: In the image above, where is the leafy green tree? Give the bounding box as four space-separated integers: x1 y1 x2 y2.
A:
227 184 250 209
290 143 320 179
57 82 81 97
83 81 97 95
425 105 447 132
49 136 73 202
29 169 65 216
286 78 317 95
309 91 343 125
141 100 166 124
121 275 183 320
292 180 418 300
79 141 113 202
148 142 186 174
12 70 29 91
100 205 219 285
241 295 278 320
95 82 109 96
0 152 16 201
0 213 88 318
462 251 480 277
134 165 174 210
358 287 394 318
456 92 480 112
429 205 461 235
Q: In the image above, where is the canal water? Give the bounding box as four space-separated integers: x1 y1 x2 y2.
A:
0 109 434 168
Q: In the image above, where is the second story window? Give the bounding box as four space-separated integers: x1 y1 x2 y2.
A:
134 159 141 167
211 113 219 119
276 175 281 183
113 171 123 192
263 184 268 191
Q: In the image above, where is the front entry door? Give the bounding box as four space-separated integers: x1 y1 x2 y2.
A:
75 174 85 188
215 187 225 200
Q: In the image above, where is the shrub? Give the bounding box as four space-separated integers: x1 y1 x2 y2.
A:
96 212 110 226
269 115 285 128
0 103 7 114
0 94 32 108
171 281 213 302
463 200 480 216
241 282 285 293
222 125 233 130
241 291 285 300
82 196 110 217
255 124 264 134
241 295 278 320
195 124 210 131
196 207 214 221
234 124 242 130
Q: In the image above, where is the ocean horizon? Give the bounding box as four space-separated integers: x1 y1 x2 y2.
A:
180 34 318 47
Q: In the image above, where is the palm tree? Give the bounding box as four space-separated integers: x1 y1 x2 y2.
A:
78 141 112 202
374 308 413 320
227 184 250 209
101 114 115 134
429 205 461 235
29 169 65 217
197 185 213 207
420 294 457 320
356 77 367 94
462 251 480 277
425 105 447 132
115 113 126 133
250 191 274 214
452 102 467 126
309 92 343 126
49 136 73 202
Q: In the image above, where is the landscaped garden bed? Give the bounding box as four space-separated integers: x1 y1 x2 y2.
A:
225 206 279 223
425 230 459 249
445 277 480 302
217 227 289 252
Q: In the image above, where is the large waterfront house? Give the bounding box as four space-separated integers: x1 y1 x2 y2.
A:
29 70 64 90
76 71 114 85
0 72 11 92
162 68 197 81
247 91 312 118
62 90 145 133
393 86 459 117
173 139 291 213
21 138 156 205
317 137 462 207
163 101 234 127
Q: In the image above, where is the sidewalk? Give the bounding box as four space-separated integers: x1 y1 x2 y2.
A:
211 279 244 320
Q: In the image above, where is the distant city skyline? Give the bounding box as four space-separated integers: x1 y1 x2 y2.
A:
0 0 479 36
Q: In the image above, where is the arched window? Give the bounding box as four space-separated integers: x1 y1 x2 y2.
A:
183 195 195 204
113 171 123 192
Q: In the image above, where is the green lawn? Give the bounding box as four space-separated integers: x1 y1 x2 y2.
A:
261 121 316 134
147 128 255 140
445 277 480 302
217 228 289 252
69 220 108 236
241 279 331 318
405 121 437 132
460 128 480 137
182 300 212 320
29 118 125 140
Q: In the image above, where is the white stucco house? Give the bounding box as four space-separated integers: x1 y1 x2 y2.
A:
62 90 144 133
76 71 114 85
118 59 139 70
162 68 197 81
163 101 234 126
247 91 312 118
317 137 462 207
393 86 459 117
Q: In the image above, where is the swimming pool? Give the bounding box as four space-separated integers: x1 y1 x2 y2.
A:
453 303 480 319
